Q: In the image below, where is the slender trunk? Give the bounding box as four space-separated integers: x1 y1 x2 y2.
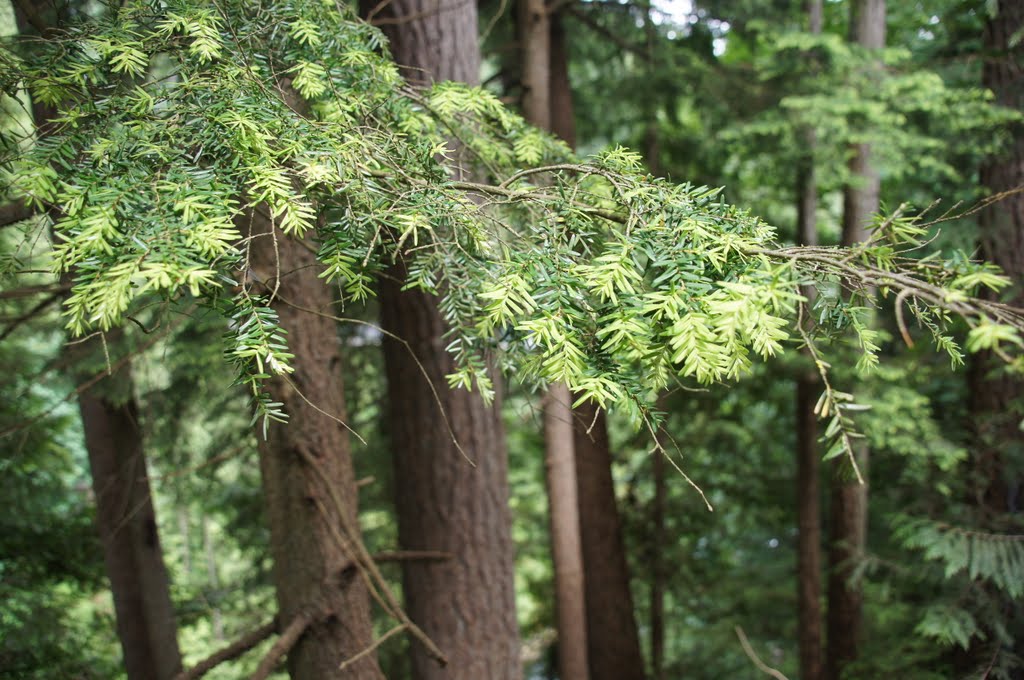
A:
969 0 1024 516
79 362 184 680
550 13 644 680
544 384 590 680
246 214 383 680
521 3 590 677
12 7 183 679
826 4 884 678
179 507 193 577
573 400 646 680
363 1 522 678
797 4 824 680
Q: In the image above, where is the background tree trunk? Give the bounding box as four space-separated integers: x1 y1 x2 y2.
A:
548 13 645 680
543 384 590 680
797 3 824 679
520 2 590 678
572 401 646 680
247 216 383 680
826 3 884 678
79 363 184 680
12 6 183 678
364 1 523 677
969 0 1024 516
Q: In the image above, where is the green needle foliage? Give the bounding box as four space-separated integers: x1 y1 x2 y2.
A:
1 0 1020 440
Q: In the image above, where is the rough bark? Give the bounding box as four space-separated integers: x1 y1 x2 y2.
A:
969 0 1024 516
796 4 824 680
363 1 523 678
377 261 521 680
573 401 646 680
12 6 183 679
246 215 383 680
826 4 883 678
544 384 590 680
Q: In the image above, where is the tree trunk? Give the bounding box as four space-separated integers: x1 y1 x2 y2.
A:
969 0 1024 516
544 384 590 680
363 1 523 678
549 13 644 680
520 3 590 678
246 215 383 680
79 364 184 680
203 516 225 641
826 4 884 678
12 7 183 679
573 400 646 680
797 4 824 680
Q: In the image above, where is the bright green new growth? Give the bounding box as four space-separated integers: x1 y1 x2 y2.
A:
1 0 1020 437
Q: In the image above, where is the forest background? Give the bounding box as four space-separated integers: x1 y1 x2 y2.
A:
1 0 1023 679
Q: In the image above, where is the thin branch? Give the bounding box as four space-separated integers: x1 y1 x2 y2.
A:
0 291 62 342
0 282 71 300
250 609 317 680
734 626 790 680
373 550 453 563
338 624 407 671
175 619 277 680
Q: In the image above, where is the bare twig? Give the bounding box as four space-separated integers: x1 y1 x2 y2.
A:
250 609 317 680
338 624 407 671
175 619 277 680
734 626 790 680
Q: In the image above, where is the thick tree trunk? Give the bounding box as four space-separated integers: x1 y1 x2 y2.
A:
573 401 646 680
79 366 184 680
826 4 883 678
969 0 1024 516
12 7 183 679
520 3 590 678
797 4 824 680
363 1 523 678
246 216 383 680
377 263 521 680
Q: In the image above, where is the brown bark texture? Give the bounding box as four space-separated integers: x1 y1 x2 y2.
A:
12 6 184 678
969 0 1024 515
651 405 668 680
826 4 884 678
796 4 824 680
364 1 523 677
80 365 184 680
377 261 522 680
544 384 590 680
246 215 383 680
572 401 646 680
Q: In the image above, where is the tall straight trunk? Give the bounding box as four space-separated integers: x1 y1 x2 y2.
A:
826 3 884 678
363 2 522 678
551 14 644 679
797 4 824 680
79 360 184 680
12 7 183 679
544 384 590 680
572 401 646 680
246 214 383 680
520 2 589 678
969 0 1024 516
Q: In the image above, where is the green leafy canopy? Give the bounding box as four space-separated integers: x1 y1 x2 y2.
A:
1 0 1020 431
